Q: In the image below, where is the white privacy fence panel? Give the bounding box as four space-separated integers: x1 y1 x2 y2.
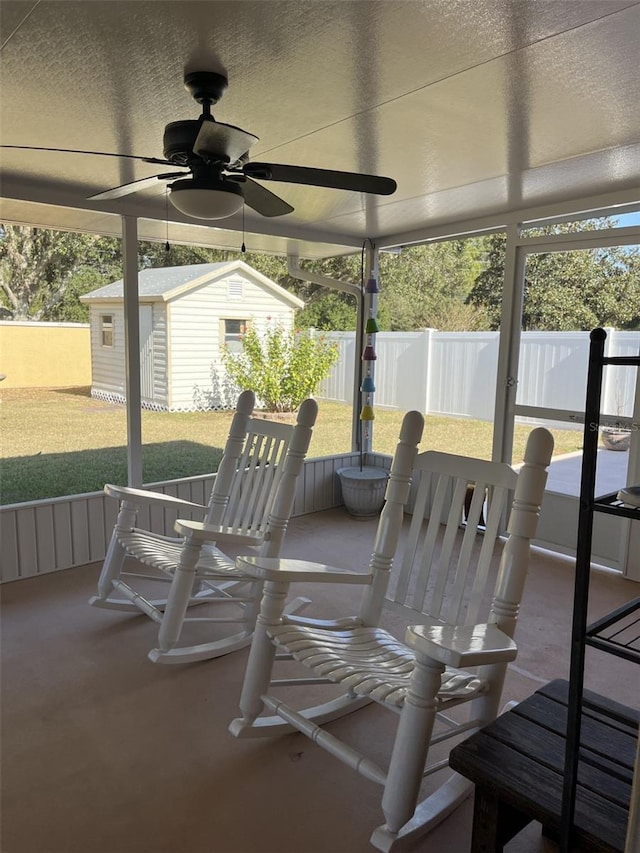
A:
516 329 639 417
601 331 640 418
371 332 430 411
317 332 356 403
319 331 430 411
516 331 591 412
429 331 499 420
318 328 640 422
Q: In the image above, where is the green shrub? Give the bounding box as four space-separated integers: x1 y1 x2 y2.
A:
222 323 339 412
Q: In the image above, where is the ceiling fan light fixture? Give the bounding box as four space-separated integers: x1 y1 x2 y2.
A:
169 178 243 220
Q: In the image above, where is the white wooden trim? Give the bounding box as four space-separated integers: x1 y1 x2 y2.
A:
0 453 365 583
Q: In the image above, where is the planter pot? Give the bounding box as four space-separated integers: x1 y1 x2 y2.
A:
600 428 631 452
336 466 389 519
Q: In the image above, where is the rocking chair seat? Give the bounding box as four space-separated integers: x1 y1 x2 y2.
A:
116 528 255 576
268 623 486 707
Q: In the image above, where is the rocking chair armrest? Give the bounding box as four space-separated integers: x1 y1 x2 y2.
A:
235 556 373 585
406 620 517 669
173 519 265 546
104 484 206 512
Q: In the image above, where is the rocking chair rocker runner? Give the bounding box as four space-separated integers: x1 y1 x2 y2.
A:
230 426 554 851
89 390 318 664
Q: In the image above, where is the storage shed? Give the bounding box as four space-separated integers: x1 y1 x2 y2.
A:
80 260 304 411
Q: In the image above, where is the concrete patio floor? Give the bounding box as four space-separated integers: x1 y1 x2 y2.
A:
1 506 638 853
545 446 631 498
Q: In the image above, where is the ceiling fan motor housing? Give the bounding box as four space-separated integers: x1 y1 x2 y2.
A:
163 120 202 165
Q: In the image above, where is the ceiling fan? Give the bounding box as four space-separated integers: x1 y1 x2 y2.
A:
3 71 397 220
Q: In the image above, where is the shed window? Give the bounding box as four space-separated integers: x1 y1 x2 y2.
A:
223 319 246 353
227 278 244 299
101 314 114 347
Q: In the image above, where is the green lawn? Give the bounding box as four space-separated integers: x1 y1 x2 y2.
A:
0 386 584 504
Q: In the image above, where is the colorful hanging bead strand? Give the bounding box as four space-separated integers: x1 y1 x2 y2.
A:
360 275 380 447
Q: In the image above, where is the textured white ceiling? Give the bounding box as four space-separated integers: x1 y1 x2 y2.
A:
1 0 639 257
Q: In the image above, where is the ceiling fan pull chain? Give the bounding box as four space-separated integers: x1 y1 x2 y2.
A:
165 190 170 252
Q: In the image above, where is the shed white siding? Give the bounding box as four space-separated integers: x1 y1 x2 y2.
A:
88 305 126 399
151 304 168 408
168 271 295 410
88 302 169 408
83 262 303 411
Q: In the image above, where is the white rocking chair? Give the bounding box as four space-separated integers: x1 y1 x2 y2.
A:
230 426 554 851
89 390 318 663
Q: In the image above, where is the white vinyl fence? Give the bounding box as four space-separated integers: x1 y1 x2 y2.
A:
318 328 640 423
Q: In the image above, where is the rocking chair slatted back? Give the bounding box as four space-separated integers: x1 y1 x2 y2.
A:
225 420 291 534
205 415 292 536
392 451 519 627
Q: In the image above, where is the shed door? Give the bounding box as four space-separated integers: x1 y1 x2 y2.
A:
139 305 154 402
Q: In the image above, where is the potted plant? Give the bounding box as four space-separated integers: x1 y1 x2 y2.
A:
600 383 631 451
600 423 631 451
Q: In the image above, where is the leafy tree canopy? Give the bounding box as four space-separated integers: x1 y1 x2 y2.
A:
377 240 490 331
2 219 638 332
467 221 640 330
0 225 121 321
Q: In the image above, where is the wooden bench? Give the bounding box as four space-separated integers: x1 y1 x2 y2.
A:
449 679 638 852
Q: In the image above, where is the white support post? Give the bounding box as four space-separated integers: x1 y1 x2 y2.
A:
423 328 434 416
492 224 524 466
122 216 143 487
622 350 640 580
286 255 363 452
600 326 617 415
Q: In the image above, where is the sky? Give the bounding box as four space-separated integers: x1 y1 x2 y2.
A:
615 211 640 227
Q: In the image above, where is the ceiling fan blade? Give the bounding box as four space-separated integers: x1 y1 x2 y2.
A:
239 176 294 217
88 172 186 201
193 120 259 166
242 162 397 195
0 145 172 166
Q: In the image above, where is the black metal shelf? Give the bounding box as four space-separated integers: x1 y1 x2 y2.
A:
593 491 640 521
560 328 639 853
585 596 640 665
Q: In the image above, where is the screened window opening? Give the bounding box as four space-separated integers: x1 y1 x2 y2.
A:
101 314 114 347
224 319 246 353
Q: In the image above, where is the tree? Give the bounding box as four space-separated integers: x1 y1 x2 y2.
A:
377 239 491 330
0 225 121 321
467 224 640 330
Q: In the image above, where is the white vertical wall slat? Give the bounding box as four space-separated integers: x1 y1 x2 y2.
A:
0 512 19 581
15 508 38 578
70 500 91 566
52 503 74 569
34 504 56 574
